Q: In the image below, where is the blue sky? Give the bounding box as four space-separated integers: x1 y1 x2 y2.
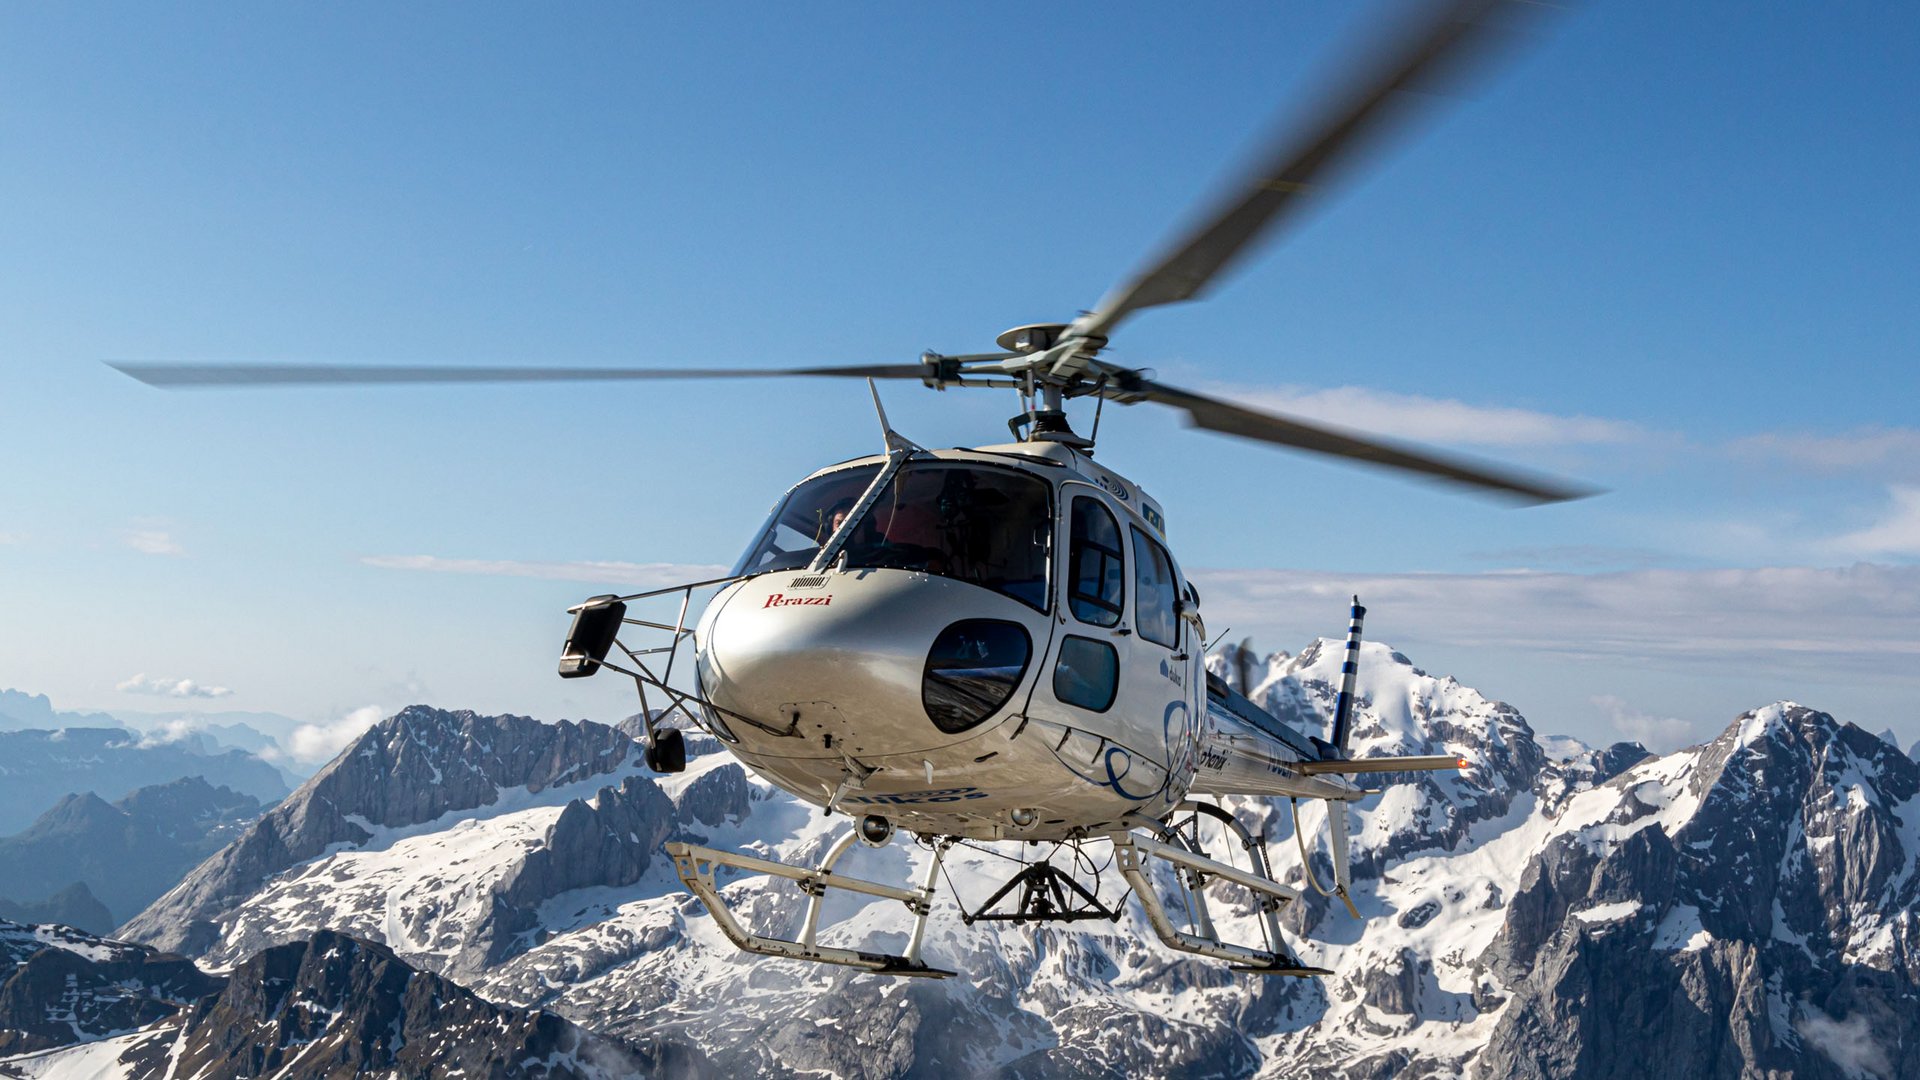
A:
3 2 1918 757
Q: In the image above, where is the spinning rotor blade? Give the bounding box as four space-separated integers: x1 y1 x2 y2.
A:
1129 378 1593 505
1070 0 1540 343
108 361 932 389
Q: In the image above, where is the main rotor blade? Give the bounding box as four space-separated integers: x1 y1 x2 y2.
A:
1069 0 1541 342
108 361 931 389
1130 378 1594 505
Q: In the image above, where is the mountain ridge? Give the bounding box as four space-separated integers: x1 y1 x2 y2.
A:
93 646 1920 1078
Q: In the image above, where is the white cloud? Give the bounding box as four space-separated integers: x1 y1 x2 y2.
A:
287 705 387 765
133 716 215 749
1828 486 1920 558
1796 1008 1891 1080
1592 694 1695 753
362 554 729 588
1205 384 1643 448
1732 427 1920 474
117 673 234 699
124 528 184 556
1187 562 1920 676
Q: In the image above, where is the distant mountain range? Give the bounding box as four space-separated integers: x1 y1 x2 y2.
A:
0 777 264 933
5 642 1917 1077
0 885 112 934
0 688 313 777
0 727 286 835
0 689 117 731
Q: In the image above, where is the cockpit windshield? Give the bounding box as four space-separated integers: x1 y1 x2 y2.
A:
731 464 882 578
731 461 1053 611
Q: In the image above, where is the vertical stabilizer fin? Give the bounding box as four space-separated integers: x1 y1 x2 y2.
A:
1329 596 1366 754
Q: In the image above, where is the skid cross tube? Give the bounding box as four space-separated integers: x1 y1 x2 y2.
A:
958 861 1121 925
666 835 956 978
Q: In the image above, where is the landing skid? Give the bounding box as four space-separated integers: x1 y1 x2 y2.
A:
665 832 956 978
670 801 1326 978
1112 801 1321 975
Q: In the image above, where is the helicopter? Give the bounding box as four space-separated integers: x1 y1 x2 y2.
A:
112 0 1588 978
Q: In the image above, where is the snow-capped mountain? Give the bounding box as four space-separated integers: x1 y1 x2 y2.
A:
83 645 1920 1078
0 921 217 1058
0 923 675 1079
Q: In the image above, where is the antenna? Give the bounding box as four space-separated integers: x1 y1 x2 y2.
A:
867 379 920 454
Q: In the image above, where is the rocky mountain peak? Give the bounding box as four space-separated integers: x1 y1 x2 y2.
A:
61 667 1920 1078
0 923 684 1078
119 708 642 956
167 929 652 1079
316 706 636 831
32 791 123 833
1469 700 1920 1078
0 919 219 1056
114 775 256 820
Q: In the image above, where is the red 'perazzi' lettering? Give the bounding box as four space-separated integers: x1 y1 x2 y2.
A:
763 594 832 609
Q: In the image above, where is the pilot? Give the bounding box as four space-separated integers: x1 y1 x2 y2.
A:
826 498 856 536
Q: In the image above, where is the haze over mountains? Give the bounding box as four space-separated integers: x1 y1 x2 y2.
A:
0 687 314 771
0 778 263 933
3 643 1917 1077
0 727 285 836
0 689 296 932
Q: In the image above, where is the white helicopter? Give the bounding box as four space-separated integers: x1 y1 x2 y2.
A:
115 0 1585 978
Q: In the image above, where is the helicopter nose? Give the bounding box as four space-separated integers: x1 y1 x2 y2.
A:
698 571 1041 757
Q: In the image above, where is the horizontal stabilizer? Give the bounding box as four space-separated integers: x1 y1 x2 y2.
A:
1296 754 1467 776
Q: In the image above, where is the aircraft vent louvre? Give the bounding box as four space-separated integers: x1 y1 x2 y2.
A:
787 574 829 590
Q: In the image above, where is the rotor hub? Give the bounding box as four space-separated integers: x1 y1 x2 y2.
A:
995 323 1073 354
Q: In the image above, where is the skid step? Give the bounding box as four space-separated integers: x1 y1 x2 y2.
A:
1231 963 1335 978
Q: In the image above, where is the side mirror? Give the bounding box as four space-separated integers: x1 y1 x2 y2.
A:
559 595 627 679
1175 597 1205 639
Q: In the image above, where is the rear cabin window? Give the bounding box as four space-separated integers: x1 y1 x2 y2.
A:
1052 635 1119 712
1067 496 1125 627
1131 526 1180 649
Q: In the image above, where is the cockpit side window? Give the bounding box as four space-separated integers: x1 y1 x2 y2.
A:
1067 495 1125 627
730 464 882 577
1131 526 1180 649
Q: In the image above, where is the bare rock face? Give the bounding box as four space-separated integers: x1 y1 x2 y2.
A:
481 776 678 967
1475 705 1920 1080
53 655 1920 1079
0 926 699 1079
675 763 752 832
167 931 668 1080
120 708 635 955
0 920 218 1056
